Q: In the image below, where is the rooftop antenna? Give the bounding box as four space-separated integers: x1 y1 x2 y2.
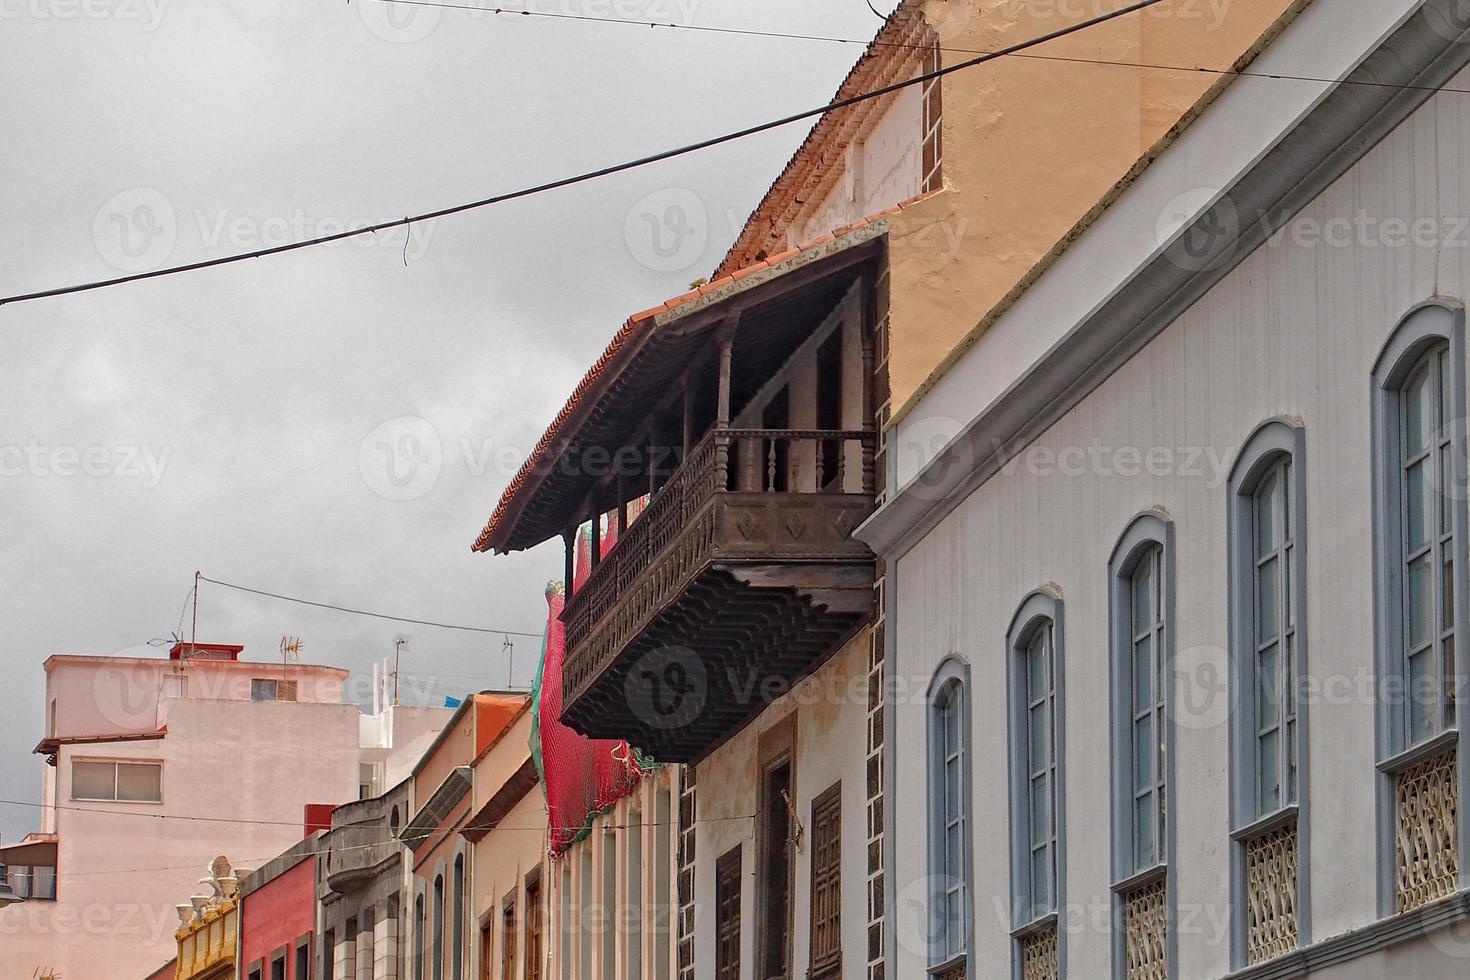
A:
189 570 201 658
503 635 515 689
393 635 409 706
280 636 303 665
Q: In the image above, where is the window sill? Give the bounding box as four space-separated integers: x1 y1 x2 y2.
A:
1376 728 1458 774
808 954 841 980
1112 862 1167 895
69 797 163 805
928 953 967 980
1010 911 1058 940
1230 805 1299 842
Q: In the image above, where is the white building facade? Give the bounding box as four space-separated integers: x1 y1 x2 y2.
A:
863 2 1470 978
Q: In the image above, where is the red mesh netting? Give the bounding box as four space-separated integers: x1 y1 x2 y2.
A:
533 518 645 856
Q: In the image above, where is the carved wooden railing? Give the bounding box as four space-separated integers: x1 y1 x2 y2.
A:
562 427 876 703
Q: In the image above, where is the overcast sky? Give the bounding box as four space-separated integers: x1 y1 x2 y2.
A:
0 0 899 842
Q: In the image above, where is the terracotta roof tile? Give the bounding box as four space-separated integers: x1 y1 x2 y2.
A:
712 0 931 279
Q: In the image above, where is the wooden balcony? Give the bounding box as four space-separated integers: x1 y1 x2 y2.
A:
561 427 877 761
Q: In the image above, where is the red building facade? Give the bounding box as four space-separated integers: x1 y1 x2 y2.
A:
239 838 319 980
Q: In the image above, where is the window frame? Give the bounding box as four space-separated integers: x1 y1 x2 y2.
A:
294 934 311 980
926 656 972 975
756 717 796 980
501 887 518 980
1226 418 1311 966
1107 511 1177 978
452 854 466 980
1371 299 1470 915
70 758 163 803
1004 588 1067 971
525 866 543 980
715 846 743 980
433 872 445 980
808 781 843 980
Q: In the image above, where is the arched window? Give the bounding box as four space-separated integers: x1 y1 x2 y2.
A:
433 873 445 980
1227 417 1309 967
452 855 465 980
1005 589 1064 975
927 657 971 974
1372 301 1467 915
1108 512 1174 978
414 894 426 980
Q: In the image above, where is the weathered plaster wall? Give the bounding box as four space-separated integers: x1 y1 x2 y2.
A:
794 84 926 249
692 632 871 980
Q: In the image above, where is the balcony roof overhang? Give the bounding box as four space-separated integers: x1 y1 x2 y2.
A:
461 757 538 843
472 213 906 555
401 765 473 848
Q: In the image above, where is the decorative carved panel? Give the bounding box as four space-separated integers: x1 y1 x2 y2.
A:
1020 926 1058 980
1123 878 1168 980
1245 822 1298 964
1395 745 1459 913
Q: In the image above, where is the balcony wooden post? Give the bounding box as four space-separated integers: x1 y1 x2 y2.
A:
562 528 576 600
860 275 878 496
648 425 659 497
682 377 695 459
616 473 628 535
715 314 739 490
590 509 601 568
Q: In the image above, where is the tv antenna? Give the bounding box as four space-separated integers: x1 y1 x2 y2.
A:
280 636 303 664
393 635 410 706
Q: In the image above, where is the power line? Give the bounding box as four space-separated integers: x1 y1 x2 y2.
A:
0 0 1172 308
0 795 747 835
366 0 898 45
198 574 544 637
374 0 1470 98
0 796 753 879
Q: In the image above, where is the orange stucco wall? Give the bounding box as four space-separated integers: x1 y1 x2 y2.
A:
885 0 1311 419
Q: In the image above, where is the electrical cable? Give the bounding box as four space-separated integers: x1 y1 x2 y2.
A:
197 574 544 637
0 796 753 878
370 0 1470 99
0 0 1172 308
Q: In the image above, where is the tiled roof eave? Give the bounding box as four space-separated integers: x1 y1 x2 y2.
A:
472 197 934 554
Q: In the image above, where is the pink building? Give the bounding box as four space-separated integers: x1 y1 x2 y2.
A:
0 642 452 980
